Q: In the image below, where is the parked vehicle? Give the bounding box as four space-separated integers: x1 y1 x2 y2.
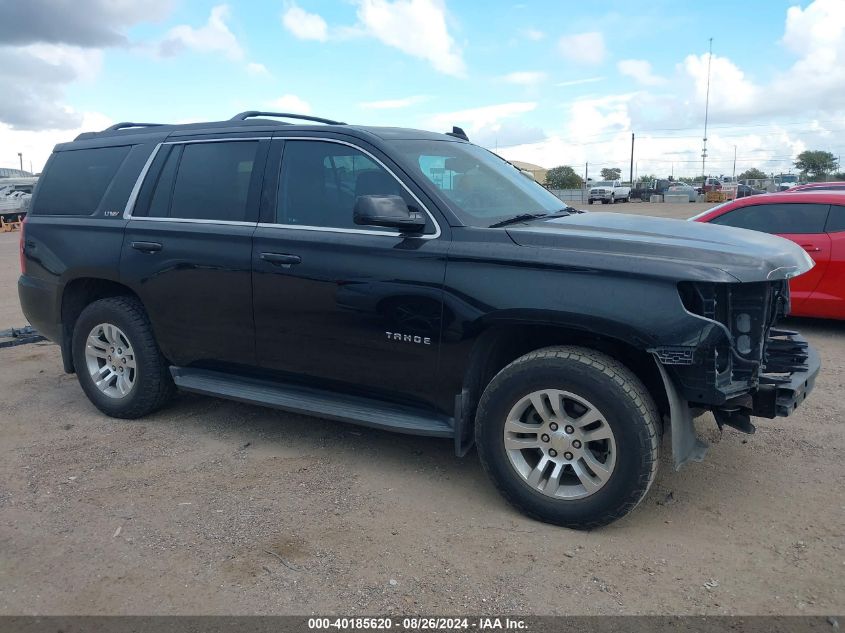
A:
19 112 820 528
787 181 845 192
702 177 722 193
0 177 37 222
587 180 631 204
736 183 765 198
665 182 697 202
692 191 845 320
630 178 676 201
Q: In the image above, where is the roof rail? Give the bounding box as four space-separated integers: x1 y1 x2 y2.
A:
104 122 165 132
230 111 346 125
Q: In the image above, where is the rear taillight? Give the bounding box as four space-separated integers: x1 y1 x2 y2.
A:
19 215 26 274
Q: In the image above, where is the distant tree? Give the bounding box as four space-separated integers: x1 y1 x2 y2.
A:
600 167 622 180
794 150 837 181
738 168 767 181
832 172 845 181
637 174 658 184
545 165 583 189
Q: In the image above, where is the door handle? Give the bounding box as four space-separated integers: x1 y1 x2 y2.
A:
260 252 301 267
800 244 821 253
130 241 162 253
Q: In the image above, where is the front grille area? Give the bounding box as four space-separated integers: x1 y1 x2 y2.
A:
676 280 790 401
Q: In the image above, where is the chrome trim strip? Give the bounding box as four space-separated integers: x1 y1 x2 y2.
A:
162 137 271 145
126 217 256 227
267 136 441 240
124 136 440 239
257 223 414 237
122 143 162 219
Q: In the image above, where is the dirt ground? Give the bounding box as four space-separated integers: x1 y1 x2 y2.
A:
0 203 842 616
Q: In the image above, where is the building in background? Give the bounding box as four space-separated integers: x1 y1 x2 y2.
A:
509 160 547 184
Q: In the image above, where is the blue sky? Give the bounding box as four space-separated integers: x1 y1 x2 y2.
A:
3 0 845 178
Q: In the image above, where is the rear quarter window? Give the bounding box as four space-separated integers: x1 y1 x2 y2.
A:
32 146 130 215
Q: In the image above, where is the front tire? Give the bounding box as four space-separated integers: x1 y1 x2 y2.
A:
72 296 175 419
475 346 660 529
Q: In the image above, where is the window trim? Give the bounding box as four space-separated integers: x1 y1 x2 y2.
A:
123 137 270 225
264 137 441 240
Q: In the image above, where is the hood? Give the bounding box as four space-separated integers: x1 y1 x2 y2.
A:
506 212 814 283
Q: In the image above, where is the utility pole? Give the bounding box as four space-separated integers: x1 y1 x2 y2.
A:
629 133 635 186
732 145 737 181
701 37 713 180
584 161 589 203
17 152 23 172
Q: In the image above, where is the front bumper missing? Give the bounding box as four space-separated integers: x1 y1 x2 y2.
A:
654 332 821 471
754 331 820 418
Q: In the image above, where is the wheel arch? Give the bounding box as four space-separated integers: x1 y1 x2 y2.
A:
459 321 668 435
60 277 144 373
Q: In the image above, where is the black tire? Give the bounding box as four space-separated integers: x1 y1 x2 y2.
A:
475 346 660 529
587 199 593 205
72 296 175 419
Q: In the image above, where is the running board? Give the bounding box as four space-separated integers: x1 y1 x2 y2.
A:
170 367 455 438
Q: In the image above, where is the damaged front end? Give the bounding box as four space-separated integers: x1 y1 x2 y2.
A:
652 280 821 470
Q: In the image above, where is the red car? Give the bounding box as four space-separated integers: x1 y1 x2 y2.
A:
787 181 845 192
691 191 845 319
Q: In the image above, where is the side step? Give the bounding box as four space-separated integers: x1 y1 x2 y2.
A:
170 367 455 438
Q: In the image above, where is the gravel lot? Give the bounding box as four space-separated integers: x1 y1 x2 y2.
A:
0 203 842 615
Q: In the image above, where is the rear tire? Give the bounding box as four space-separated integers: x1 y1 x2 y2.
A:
72 296 175 419
475 346 660 529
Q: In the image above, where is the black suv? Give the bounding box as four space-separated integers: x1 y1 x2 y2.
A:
19 112 820 528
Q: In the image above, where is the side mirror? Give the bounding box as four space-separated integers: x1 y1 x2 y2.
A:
353 195 425 232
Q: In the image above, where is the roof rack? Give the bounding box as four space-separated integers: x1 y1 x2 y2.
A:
104 122 165 132
230 111 346 125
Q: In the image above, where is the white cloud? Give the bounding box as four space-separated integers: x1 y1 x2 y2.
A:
427 102 543 147
159 5 244 60
0 44 104 130
558 32 605 66
356 0 465 77
519 28 545 41
501 71 547 86
617 59 665 86
495 0 845 177
281 0 465 77
556 76 604 88
1 112 113 173
246 62 270 76
270 94 312 114
359 95 429 109
282 3 329 41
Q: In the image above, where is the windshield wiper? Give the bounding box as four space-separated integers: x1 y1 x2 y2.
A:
488 208 578 228
488 213 549 228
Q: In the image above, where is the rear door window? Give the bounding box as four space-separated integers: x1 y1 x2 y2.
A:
709 203 830 234
169 141 258 222
32 146 130 215
826 205 845 232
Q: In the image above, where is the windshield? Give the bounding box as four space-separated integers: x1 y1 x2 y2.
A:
389 139 566 226
593 181 614 187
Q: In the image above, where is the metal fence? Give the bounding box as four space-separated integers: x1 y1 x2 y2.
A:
548 188 585 203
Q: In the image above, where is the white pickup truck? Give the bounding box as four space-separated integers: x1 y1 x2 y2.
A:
588 180 631 204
